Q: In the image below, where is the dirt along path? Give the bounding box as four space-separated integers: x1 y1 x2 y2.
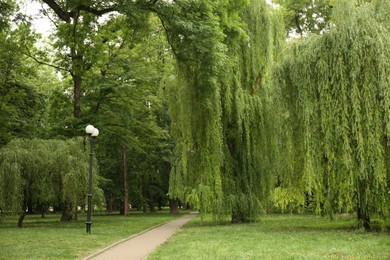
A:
84 212 198 260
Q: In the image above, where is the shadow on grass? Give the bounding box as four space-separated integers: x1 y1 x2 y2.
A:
0 209 187 229
184 213 390 234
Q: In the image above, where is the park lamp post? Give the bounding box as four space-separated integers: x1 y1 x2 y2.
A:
85 124 99 234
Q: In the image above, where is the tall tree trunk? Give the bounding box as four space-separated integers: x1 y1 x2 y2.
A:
169 199 179 214
123 146 129 216
73 75 82 118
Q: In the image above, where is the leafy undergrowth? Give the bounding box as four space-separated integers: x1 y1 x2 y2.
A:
148 214 390 260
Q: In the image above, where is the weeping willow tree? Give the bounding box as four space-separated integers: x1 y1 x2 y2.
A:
275 0 390 230
157 0 284 221
157 0 226 215
0 138 102 227
219 1 284 222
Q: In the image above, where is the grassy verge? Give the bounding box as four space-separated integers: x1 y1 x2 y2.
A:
148 214 390 260
0 210 183 259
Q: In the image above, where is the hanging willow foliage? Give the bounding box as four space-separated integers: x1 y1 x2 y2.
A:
0 138 102 226
275 0 390 230
220 1 284 222
158 0 284 221
158 0 226 214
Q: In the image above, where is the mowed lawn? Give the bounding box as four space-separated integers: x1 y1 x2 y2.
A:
148 214 390 260
0 210 182 260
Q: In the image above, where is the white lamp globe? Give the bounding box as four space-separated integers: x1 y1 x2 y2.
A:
86 125 95 134
91 128 99 137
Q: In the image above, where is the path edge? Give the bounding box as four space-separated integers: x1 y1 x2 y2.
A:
83 212 197 260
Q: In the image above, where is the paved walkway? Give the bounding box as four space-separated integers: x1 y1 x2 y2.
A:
84 212 198 260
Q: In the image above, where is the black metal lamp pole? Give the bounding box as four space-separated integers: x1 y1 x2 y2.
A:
85 125 99 234
86 135 94 234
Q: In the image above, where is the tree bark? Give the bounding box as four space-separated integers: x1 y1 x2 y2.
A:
294 14 303 36
18 211 26 228
73 206 78 221
106 197 114 212
41 206 46 218
356 178 372 231
123 146 129 216
73 75 82 118
169 199 179 214
42 0 117 23
232 210 249 223
18 197 27 227
149 193 156 213
357 205 371 231
61 201 72 221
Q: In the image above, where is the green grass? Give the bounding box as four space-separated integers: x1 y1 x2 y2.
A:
0 210 183 259
148 214 390 260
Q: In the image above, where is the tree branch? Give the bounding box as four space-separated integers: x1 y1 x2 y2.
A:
42 0 118 23
294 14 303 36
73 5 117 16
22 46 70 72
41 0 71 22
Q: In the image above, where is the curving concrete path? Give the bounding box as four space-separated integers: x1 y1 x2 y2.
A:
84 212 198 260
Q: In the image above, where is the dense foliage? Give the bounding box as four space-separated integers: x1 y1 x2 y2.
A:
0 138 101 226
0 15 44 145
275 0 390 229
161 0 284 221
0 0 389 231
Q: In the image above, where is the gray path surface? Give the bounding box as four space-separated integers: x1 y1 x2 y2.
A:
84 212 198 260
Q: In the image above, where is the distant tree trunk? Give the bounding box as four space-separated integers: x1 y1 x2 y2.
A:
357 201 371 231
41 206 46 218
61 201 72 221
123 146 129 216
18 200 27 227
357 208 371 231
73 75 82 118
27 200 34 214
157 198 163 210
182 201 190 210
18 211 26 228
232 211 248 224
105 195 114 212
73 206 78 221
169 199 179 214
149 199 155 213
